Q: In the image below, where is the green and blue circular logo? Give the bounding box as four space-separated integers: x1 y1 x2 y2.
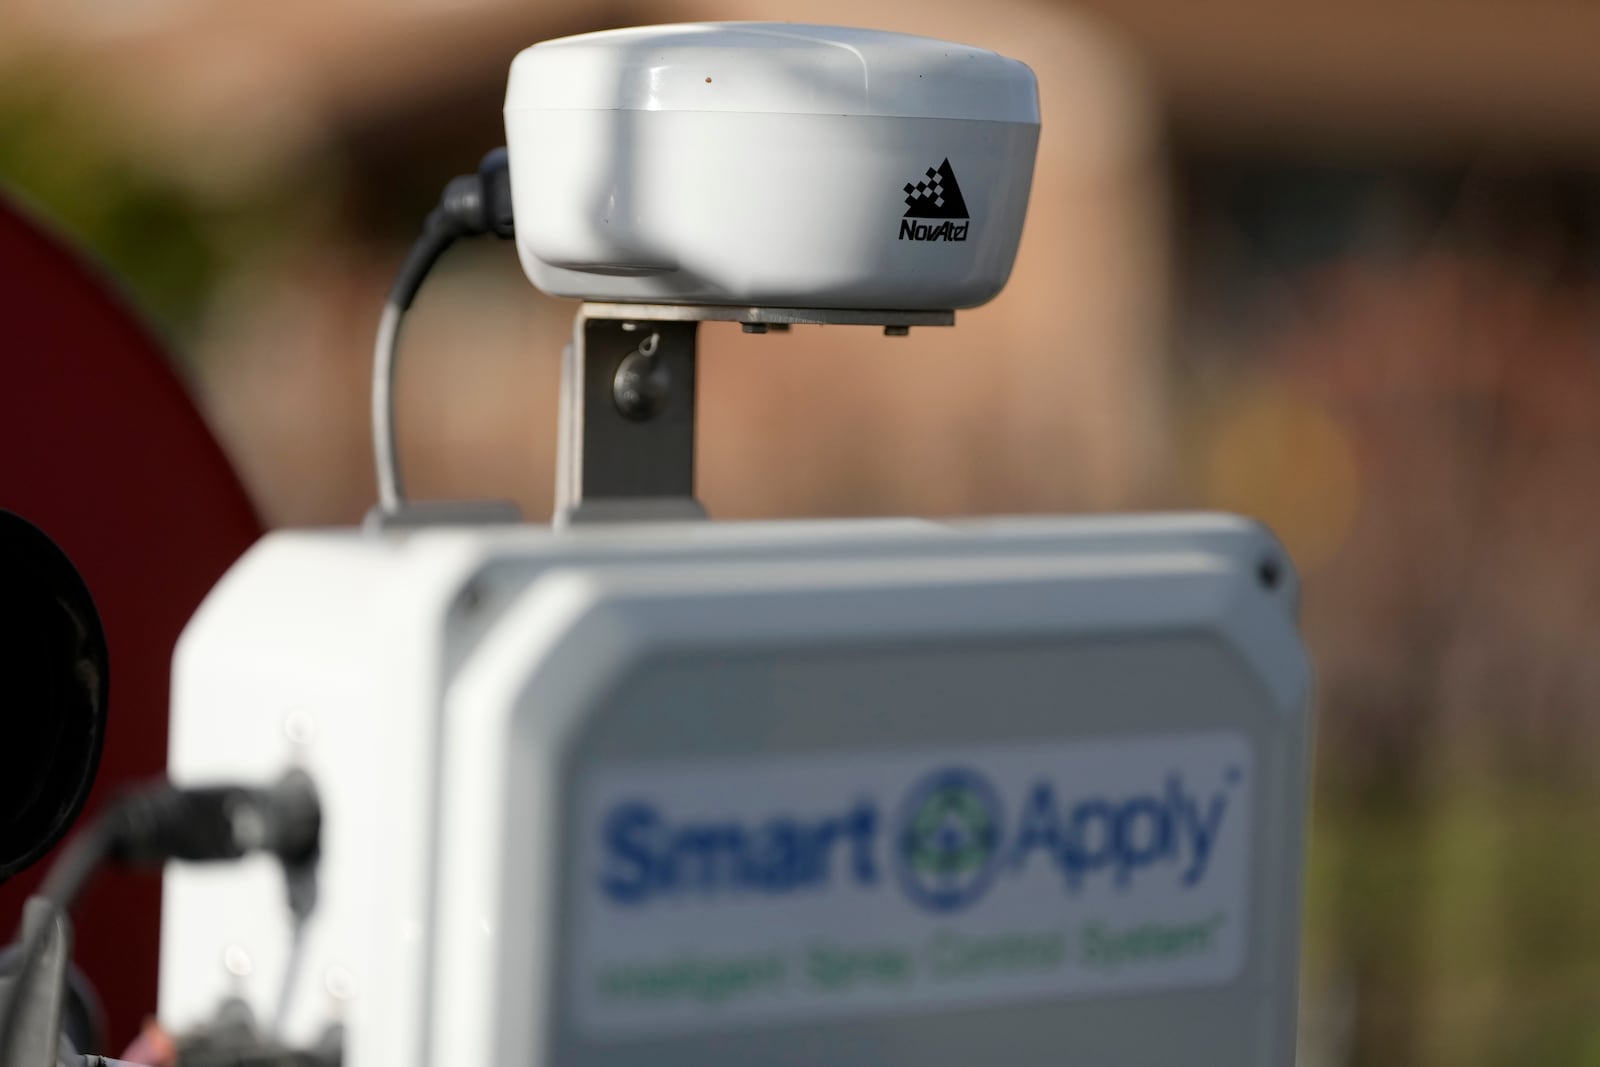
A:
894 767 1005 912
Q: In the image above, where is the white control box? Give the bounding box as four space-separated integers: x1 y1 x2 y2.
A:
160 514 1311 1067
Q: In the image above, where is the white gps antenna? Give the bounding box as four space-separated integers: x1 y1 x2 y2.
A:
370 23 1039 526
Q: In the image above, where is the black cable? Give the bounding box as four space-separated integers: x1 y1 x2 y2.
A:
0 774 321 1066
373 148 515 516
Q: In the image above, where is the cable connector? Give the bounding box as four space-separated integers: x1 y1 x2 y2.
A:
439 148 515 240
100 770 320 874
388 148 514 311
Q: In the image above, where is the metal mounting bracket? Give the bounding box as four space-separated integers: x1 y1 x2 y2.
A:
554 303 954 526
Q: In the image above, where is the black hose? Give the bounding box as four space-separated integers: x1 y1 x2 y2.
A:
371 148 516 517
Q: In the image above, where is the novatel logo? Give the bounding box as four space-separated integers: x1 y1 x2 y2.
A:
899 158 970 243
595 763 1242 911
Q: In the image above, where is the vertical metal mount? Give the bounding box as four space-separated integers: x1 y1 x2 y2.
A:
555 303 954 526
2 898 72 1067
556 309 704 525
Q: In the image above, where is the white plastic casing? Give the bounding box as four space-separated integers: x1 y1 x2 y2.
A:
160 515 1310 1067
503 24 1040 309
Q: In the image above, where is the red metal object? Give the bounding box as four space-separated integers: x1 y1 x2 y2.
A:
0 195 262 1049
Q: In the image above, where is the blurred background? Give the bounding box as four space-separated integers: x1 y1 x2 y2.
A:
4 0 1600 1064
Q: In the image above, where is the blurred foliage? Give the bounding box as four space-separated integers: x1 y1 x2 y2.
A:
0 67 333 349
1178 157 1600 1066
1307 783 1600 1067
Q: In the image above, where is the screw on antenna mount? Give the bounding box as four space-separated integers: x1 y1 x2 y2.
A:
613 331 671 420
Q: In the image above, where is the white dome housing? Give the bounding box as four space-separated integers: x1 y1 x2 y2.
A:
503 23 1040 310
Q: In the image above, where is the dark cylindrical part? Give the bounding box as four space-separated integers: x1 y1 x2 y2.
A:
0 512 109 884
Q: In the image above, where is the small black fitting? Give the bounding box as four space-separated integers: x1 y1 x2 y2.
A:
388 147 515 310
436 149 515 240
478 148 516 239
105 772 321 870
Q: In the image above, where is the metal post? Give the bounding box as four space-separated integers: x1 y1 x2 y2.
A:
3 898 72 1067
